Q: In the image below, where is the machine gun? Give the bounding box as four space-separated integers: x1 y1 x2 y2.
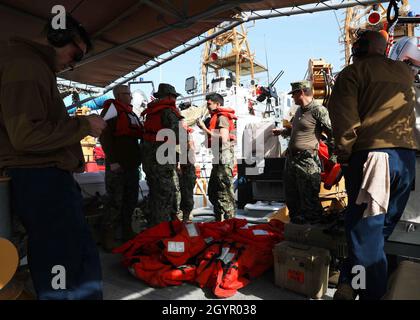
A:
256 70 284 117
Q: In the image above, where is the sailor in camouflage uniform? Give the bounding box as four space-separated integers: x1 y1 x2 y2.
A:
197 93 237 221
100 85 143 251
273 81 333 224
177 122 197 222
141 84 183 227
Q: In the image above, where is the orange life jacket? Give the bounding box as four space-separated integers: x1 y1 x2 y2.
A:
206 107 237 148
116 218 285 294
195 242 224 289
141 99 183 143
323 164 343 189
228 219 284 248
318 140 343 190
102 99 143 138
212 242 250 298
113 220 182 267
195 241 250 298
161 223 209 267
197 219 247 242
226 220 284 279
160 265 197 286
130 255 172 287
130 256 196 287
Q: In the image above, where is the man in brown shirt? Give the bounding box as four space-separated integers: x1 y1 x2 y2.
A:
273 81 333 224
0 15 106 299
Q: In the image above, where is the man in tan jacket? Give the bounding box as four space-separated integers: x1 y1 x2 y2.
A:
0 14 106 299
328 30 417 300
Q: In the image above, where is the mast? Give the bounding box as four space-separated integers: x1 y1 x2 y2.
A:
201 23 267 93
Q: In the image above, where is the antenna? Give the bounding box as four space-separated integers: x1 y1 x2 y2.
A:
264 34 270 86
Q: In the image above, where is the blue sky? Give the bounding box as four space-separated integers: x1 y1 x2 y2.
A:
138 2 420 96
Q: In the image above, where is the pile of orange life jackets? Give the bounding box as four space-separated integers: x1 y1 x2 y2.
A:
113 218 284 298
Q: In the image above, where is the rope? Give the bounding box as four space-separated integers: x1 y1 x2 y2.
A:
387 0 400 27
386 0 400 56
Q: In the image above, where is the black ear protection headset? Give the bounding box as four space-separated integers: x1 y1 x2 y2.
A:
46 14 92 62
47 14 81 47
351 30 370 59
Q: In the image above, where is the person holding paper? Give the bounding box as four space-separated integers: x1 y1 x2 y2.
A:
0 14 105 300
99 85 143 251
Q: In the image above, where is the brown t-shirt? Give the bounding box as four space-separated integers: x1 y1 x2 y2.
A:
215 115 235 164
288 100 331 154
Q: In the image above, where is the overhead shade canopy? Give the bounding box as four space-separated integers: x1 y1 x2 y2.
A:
0 0 326 87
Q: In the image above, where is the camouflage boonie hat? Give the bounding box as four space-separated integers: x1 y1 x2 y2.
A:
288 80 312 94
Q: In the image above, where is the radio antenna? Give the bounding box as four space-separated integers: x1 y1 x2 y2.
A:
264 34 270 86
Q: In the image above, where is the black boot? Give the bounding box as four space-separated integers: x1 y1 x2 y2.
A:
101 225 119 253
